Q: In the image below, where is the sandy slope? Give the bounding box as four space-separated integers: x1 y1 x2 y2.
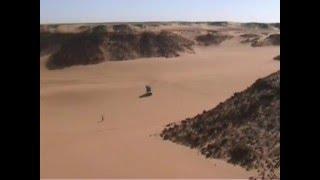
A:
40 42 279 178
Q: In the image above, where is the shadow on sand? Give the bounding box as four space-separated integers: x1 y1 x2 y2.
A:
139 92 152 98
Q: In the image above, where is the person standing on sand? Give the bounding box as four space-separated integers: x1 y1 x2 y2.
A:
98 114 104 123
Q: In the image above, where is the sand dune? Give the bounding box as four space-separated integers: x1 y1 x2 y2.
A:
41 39 279 178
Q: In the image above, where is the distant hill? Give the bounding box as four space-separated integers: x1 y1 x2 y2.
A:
161 71 280 179
40 22 280 69
45 30 194 70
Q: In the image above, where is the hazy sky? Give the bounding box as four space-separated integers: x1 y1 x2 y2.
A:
40 0 280 24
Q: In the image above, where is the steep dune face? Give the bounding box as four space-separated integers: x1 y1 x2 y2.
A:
161 71 280 179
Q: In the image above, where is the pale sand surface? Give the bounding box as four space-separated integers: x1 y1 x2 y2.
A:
40 42 279 178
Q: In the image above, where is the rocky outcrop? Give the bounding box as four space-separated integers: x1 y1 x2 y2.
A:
240 34 261 44
207 22 229 26
46 32 105 69
40 32 75 55
196 33 233 46
242 23 271 29
252 34 280 47
45 30 194 69
161 71 280 179
274 55 280 61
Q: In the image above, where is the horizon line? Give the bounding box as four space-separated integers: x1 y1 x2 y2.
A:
40 20 280 25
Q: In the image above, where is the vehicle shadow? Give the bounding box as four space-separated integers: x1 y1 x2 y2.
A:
139 92 152 98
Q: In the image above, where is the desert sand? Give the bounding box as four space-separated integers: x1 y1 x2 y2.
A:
41 32 279 178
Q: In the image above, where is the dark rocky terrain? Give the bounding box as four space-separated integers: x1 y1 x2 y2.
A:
161 71 280 179
46 32 105 69
242 23 272 29
207 21 229 26
239 33 260 44
270 23 280 30
40 32 75 55
196 33 233 46
40 22 279 70
252 34 280 47
44 30 194 69
273 55 280 61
